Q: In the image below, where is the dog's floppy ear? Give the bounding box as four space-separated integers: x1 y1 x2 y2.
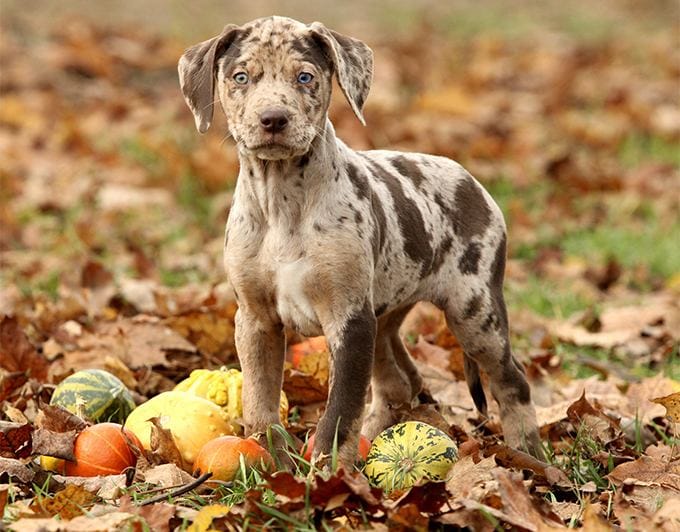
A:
178 24 241 133
309 22 373 125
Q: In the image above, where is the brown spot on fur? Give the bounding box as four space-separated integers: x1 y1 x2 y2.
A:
367 160 433 276
390 155 426 188
346 162 369 200
463 294 483 319
488 234 509 334
291 37 331 71
431 234 453 275
452 177 492 241
370 187 387 262
458 242 482 274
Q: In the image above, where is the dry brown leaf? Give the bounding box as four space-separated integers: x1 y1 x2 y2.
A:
282 368 328 405
32 428 77 461
118 496 176 532
608 453 680 490
580 504 611 531
30 484 96 519
0 456 35 483
52 316 197 371
446 455 498 501
652 392 680 423
148 416 185 470
494 468 565 530
141 462 194 488
0 421 32 459
0 316 49 381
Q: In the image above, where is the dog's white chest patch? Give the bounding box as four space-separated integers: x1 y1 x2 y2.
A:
275 258 322 336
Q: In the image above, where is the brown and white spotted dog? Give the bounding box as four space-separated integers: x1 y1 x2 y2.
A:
178 16 544 465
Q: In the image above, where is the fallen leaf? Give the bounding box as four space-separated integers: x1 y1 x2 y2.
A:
35 403 88 433
608 454 680 490
652 392 680 422
148 416 185 470
0 316 49 381
0 456 35 483
446 455 498 501
32 427 77 461
0 421 32 459
0 371 28 402
119 496 176 532
494 468 565 530
580 504 611 531
282 369 328 405
141 463 194 488
187 504 232 532
30 484 96 519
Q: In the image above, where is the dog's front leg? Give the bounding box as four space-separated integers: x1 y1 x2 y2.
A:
234 308 286 437
314 301 376 468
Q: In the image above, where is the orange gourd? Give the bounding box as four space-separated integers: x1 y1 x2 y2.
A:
65 423 141 477
193 436 272 481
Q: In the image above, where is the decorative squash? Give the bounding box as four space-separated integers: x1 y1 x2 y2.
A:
193 436 273 481
124 391 233 467
65 423 141 477
50 369 136 424
302 433 372 462
363 421 458 492
174 368 288 433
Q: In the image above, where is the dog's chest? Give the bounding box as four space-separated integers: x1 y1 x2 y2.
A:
273 256 322 336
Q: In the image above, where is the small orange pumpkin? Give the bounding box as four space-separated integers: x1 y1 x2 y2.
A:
65 423 141 477
302 433 371 462
193 436 272 481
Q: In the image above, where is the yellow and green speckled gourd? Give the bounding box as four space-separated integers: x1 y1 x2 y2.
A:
363 421 458 492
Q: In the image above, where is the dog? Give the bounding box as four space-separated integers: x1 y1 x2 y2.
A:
178 16 544 465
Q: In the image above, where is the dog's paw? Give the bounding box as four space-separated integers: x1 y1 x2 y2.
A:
250 426 302 471
361 408 397 440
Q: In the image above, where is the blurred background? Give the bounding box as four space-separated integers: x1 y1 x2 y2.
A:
1 0 678 379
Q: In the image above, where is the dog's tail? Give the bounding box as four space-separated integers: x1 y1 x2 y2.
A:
464 356 487 415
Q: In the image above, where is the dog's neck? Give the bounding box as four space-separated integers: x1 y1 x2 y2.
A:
234 119 342 224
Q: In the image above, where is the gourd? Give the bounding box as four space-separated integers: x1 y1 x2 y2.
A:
50 369 135 424
64 423 141 477
174 368 288 433
363 421 458 492
193 436 273 481
124 391 233 467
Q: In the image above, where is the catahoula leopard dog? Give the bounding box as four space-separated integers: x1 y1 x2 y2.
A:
178 16 544 465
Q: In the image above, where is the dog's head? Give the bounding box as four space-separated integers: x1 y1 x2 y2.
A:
178 16 373 160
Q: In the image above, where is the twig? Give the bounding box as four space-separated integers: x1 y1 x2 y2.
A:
138 472 212 506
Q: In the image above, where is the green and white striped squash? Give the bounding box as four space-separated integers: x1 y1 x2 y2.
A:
363 421 458 492
50 369 135 424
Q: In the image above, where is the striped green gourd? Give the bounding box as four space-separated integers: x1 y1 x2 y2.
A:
363 421 458 492
50 369 135 424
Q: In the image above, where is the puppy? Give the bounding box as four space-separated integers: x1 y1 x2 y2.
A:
178 16 544 465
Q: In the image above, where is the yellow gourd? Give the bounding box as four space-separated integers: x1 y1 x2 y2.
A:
124 391 233 467
174 368 288 433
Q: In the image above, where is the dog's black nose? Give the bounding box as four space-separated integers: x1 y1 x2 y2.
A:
260 109 289 134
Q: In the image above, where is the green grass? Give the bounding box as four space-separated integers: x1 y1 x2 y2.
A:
619 133 680 168
560 217 680 281
177 173 215 234
506 275 593 318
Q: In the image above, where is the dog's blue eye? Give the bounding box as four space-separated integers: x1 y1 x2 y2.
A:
233 72 249 84
297 72 314 84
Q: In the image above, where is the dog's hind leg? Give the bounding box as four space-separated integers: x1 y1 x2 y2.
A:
445 236 544 459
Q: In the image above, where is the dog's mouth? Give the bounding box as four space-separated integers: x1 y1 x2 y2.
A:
245 139 308 160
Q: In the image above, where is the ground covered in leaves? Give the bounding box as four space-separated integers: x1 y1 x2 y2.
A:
1 2 679 530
